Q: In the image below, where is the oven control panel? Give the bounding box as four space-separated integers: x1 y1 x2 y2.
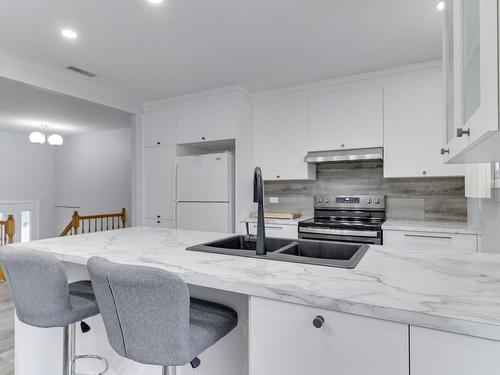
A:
314 195 385 209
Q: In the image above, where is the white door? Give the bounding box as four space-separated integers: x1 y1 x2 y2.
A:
143 106 177 147
0 201 39 242
253 97 315 181
411 326 500 375
176 153 231 202
384 69 464 177
176 97 237 144
143 146 176 220
177 202 232 233
307 85 383 151
447 0 499 159
249 297 409 375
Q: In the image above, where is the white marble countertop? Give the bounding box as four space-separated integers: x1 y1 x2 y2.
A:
9 227 500 341
383 219 482 235
241 217 311 225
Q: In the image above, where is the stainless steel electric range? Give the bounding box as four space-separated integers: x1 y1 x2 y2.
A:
298 195 386 245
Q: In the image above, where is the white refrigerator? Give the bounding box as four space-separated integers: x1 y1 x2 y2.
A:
176 152 235 233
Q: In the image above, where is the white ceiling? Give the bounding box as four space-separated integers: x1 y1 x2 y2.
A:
0 0 442 103
0 77 132 135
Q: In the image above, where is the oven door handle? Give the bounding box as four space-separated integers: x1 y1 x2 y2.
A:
299 227 379 238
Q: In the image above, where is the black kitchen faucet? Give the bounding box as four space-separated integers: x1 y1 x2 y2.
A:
253 167 266 255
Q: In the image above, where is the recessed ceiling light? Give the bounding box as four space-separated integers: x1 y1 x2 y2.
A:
61 29 78 39
436 1 445 11
148 0 164 4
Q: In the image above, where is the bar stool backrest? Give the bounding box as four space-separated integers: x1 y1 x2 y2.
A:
87 257 192 367
0 248 72 327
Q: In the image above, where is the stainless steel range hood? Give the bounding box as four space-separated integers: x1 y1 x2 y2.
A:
304 147 383 163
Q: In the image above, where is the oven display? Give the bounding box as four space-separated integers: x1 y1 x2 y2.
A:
336 197 360 204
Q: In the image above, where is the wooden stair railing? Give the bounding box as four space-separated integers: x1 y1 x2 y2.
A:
0 215 15 282
60 208 126 237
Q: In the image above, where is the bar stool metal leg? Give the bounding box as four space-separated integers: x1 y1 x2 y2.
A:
162 366 177 375
62 323 109 375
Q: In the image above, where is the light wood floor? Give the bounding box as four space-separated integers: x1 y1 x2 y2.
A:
0 282 14 375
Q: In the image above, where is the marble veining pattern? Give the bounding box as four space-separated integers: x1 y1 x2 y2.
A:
8 227 500 341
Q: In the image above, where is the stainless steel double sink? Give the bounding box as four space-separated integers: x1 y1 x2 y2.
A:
187 235 369 268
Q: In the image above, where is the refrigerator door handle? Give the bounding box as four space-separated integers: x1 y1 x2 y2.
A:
173 160 178 225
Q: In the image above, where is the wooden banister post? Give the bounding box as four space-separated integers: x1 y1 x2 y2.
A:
121 208 126 228
6 215 14 244
72 211 80 235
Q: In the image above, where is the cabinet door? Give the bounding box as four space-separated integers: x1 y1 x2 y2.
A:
143 107 177 147
384 70 464 177
177 97 236 144
308 86 383 151
253 98 315 180
143 146 176 220
241 222 298 239
249 297 409 375
383 230 478 252
446 0 499 161
411 326 500 375
143 219 176 229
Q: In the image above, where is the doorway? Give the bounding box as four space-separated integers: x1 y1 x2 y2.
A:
0 201 39 243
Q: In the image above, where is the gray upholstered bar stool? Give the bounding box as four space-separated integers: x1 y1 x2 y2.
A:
0 248 108 375
87 257 238 375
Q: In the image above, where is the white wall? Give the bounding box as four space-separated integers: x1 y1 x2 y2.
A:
54 128 132 235
468 197 500 254
0 130 55 239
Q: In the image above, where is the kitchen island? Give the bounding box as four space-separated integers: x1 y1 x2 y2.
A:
9 227 500 375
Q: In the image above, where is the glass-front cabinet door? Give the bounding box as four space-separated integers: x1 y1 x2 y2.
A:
444 0 499 162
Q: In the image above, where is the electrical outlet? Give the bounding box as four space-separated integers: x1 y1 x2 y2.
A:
269 197 279 204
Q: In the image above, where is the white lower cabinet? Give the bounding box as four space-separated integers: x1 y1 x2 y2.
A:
383 230 479 252
239 221 298 239
249 297 409 375
143 218 176 229
410 326 500 375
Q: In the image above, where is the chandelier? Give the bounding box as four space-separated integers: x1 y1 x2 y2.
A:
29 125 64 146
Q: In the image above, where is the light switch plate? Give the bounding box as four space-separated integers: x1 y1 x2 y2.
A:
269 197 279 204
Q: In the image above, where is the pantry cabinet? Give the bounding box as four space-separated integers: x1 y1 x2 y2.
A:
143 106 177 147
249 297 409 375
177 97 237 144
410 326 500 375
253 97 315 180
383 69 464 177
444 0 499 162
307 86 383 151
143 146 176 221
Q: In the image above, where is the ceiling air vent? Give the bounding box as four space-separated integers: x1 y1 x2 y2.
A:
66 66 97 78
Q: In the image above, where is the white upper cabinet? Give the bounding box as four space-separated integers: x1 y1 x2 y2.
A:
253 97 315 180
384 69 464 178
143 146 176 220
143 106 177 147
444 0 499 162
307 86 383 151
176 97 237 144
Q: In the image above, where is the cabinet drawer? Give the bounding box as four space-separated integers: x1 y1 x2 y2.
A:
383 230 478 252
144 219 176 229
240 222 298 239
249 297 408 375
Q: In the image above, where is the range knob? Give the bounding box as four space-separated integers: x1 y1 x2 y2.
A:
367 198 372 204
325 198 330 203
375 198 380 204
317 198 323 204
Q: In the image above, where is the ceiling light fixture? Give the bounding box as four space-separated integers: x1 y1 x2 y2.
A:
436 1 445 11
29 131 46 144
148 0 164 4
29 125 64 146
61 29 78 39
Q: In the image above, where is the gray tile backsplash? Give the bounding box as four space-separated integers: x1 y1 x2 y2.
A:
264 161 467 222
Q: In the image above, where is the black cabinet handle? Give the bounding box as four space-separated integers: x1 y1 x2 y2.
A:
201 136 206 140
313 315 324 328
157 141 161 145
157 215 161 218
156 221 160 224
276 175 280 179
